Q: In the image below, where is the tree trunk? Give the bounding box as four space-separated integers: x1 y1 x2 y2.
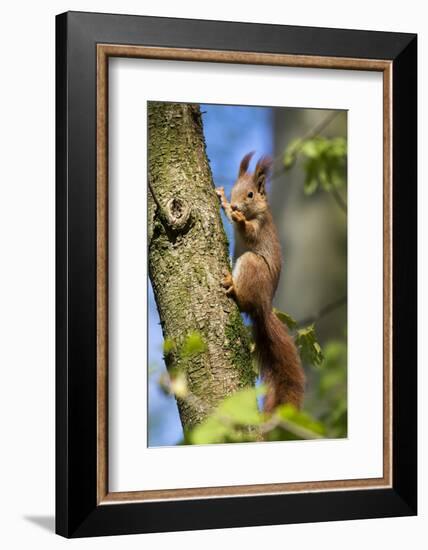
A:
148 102 254 430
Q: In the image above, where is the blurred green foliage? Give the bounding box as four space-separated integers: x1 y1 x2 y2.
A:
183 385 327 445
273 308 324 367
295 325 324 367
155 316 347 444
284 136 347 196
265 403 325 441
272 307 297 329
311 340 347 438
187 387 264 445
181 331 207 357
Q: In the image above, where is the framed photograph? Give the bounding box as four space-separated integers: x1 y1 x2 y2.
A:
56 11 417 538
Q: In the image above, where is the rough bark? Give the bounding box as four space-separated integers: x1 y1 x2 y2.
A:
148 102 254 430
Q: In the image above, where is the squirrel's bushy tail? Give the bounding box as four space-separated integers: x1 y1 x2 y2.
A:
252 310 305 413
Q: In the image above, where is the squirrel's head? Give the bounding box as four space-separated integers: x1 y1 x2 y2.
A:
230 152 272 219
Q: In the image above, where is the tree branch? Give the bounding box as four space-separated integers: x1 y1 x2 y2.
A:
281 110 341 163
330 187 347 214
297 295 347 328
260 416 323 440
271 110 342 180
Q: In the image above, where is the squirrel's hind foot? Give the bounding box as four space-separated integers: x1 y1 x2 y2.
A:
221 271 235 296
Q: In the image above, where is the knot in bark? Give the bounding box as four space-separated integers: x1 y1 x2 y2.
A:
164 197 192 233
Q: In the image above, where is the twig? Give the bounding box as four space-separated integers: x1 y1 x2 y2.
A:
260 416 323 440
297 295 347 328
159 373 211 416
272 110 342 171
330 187 347 214
270 110 345 191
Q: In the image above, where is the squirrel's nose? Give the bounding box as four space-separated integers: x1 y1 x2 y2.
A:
231 203 238 211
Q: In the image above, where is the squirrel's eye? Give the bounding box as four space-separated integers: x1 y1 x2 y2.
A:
247 192 254 199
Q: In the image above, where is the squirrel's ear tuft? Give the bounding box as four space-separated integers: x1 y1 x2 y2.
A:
255 155 272 194
239 151 255 177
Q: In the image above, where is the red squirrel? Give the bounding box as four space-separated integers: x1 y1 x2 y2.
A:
216 152 305 412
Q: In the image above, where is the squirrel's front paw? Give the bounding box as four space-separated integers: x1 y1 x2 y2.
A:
231 210 246 224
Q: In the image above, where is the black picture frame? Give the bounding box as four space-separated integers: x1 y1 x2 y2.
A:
56 10 417 538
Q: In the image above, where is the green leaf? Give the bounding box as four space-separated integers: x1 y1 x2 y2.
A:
276 404 325 437
319 166 329 189
189 415 230 445
187 386 266 445
303 160 319 195
310 338 347 438
273 308 297 329
181 331 207 357
163 338 175 355
304 175 319 195
284 135 347 198
218 386 265 426
301 139 319 158
283 138 302 169
330 137 347 157
295 324 324 366
330 167 344 189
